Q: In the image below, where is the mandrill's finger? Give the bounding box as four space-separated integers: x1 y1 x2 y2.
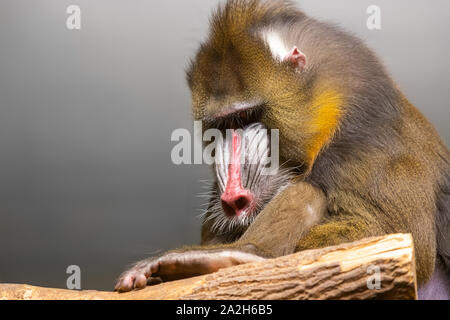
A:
134 274 148 289
115 275 135 292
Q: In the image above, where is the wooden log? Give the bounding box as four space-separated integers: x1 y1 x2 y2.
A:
0 233 417 300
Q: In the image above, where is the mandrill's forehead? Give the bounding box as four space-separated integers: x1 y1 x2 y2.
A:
187 26 288 85
187 48 260 121
188 42 248 89
187 28 291 121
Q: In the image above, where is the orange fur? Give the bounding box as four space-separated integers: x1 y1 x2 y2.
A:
306 89 343 163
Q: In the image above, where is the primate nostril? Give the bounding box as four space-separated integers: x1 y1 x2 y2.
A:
235 197 249 210
221 196 251 216
221 200 236 217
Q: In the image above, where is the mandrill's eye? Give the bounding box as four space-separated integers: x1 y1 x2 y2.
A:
239 111 248 122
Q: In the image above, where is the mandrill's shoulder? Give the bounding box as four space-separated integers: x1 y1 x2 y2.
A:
399 97 449 167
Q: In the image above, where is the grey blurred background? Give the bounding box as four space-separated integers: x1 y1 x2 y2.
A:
0 0 448 290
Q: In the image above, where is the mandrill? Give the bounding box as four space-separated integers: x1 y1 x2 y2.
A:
116 0 449 299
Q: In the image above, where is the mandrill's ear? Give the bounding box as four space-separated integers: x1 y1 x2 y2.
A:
261 30 307 72
284 47 307 72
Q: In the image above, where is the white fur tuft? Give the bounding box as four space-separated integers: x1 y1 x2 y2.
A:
260 29 289 61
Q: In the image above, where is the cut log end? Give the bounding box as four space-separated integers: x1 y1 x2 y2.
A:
0 234 417 300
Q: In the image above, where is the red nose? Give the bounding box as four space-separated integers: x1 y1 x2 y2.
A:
221 189 254 217
221 130 255 217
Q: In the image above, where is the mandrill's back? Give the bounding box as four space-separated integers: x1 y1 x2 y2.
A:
401 97 450 265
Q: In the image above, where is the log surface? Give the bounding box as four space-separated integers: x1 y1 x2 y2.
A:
0 233 417 300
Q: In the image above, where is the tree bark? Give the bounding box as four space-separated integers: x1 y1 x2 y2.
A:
0 233 417 300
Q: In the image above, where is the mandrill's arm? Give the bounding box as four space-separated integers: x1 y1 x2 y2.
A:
114 182 326 292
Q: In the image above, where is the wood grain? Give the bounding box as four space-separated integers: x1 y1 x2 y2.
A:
0 234 417 300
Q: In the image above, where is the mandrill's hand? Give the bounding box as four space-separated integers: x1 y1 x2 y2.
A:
114 248 265 292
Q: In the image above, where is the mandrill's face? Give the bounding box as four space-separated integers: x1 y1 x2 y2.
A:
204 123 292 234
